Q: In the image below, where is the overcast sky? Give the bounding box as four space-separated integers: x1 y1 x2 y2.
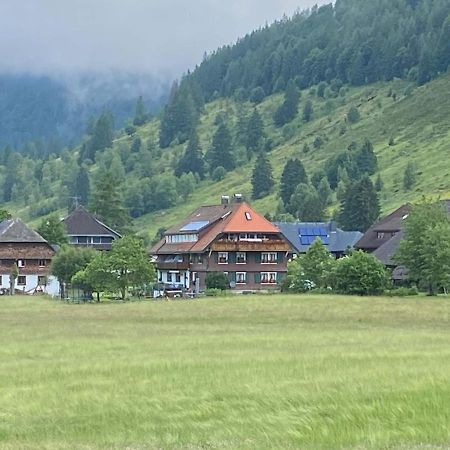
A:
0 0 328 79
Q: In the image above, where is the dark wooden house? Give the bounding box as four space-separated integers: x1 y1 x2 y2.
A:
63 206 121 251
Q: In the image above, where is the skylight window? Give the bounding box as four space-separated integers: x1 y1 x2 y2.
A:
179 221 209 232
245 212 252 221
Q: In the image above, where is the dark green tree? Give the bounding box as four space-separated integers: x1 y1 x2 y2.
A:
251 153 274 199
245 109 265 154
89 170 131 232
338 176 380 232
273 80 300 127
347 106 360 123
303 100 313 122
289 183 324 221
75 165 90 206
280 158 308 206
403 162 417 191
375 174 383 192
133 96 148 126
206 122 235 172
37 214 68 246
355 139 377 175
175 130 205 179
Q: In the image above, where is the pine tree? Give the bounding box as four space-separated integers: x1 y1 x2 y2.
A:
280 158 308 206
273 80 300 127
251 153 274 199
75 165 90 206
37 214 68 246
338 176 380 232
89 170 130 232
289 183 324 221
303 100 313 122
245 109 264 155
355 139 377 175
375 174 383 192
403 162 417 191
175 130 205 179
317 177 332 208
206 122 235 173
133 96 148 126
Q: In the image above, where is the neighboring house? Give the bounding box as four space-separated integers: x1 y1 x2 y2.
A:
356 201 450 282
63 206 121 251
0 218 59 295
150 196 292 294
276 221 362 257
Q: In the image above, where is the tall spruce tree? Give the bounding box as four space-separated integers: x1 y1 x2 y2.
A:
355 139 377 175
206 122 235 173
289 183 324 221
273 80 300 127
251 153 274 199
133 96 148 126
175 130 205 179
89 170 130 232
338 176 380 232
280 158 308 206
75 165 90 206
245 109 264 154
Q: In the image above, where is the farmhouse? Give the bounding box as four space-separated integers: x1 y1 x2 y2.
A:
356 200 450 281
150 195 291 294
0 218 59 295
276 221 362 257
63 205 121 251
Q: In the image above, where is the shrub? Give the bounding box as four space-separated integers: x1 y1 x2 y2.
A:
205 272 229 290
384 287 419 297
347 106 360 123
212 166 227 181
205 288 228 297
330 251 390 295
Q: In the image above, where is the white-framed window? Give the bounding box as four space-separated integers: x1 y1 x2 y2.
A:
165 234 198 243
261 252 277 264
17 259 26 268
236 272 247 284
175 273 181 283
377 232 385 239
236 252 246 264
38 259 46 267
17 275 26 286
38 276 47 286
218 252 228 264
261 272 277 284
167 273 173 283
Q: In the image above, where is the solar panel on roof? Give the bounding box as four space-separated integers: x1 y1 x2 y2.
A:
179 221 209 232
300 236 310 245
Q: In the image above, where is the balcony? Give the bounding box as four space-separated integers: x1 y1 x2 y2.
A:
211 240 291 252
156 261 190 270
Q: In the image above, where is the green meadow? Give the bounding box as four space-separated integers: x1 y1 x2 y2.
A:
1 294 450 449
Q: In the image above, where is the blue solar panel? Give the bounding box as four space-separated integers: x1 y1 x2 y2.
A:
321 236 330 245
300 236 310 245
179 221 209 232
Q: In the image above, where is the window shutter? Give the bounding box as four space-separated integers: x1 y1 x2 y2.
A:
255 252 261 264
276 272 284 284
214 252 218 263
277 252 284 263
229 252 236 264
254 272 261 283
229 272 236 283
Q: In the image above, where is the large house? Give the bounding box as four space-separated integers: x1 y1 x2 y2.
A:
63 206 121 251
150 196 292 294
0 218 59 295
356 201 450 281
276 221 362 257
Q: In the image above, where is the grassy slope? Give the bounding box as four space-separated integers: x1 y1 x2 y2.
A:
135 74 450 239
1 294 450 449
7 74 450 236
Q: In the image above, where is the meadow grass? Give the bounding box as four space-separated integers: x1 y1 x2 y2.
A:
1 294 450 449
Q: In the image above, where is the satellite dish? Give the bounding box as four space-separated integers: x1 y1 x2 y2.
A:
229 281 236 288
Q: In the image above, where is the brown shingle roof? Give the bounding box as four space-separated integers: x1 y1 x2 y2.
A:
63 206 121 237
0 219 47 243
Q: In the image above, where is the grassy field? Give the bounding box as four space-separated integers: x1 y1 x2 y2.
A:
1 295 450 449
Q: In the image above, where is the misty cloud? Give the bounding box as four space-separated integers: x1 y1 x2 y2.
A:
0 0 328 78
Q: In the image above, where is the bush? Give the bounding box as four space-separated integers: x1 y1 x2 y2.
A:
211 166 227 181
384 286 419 297
205 272 229 290
347 106 360 123
330 251 390 295
205 288 228 297
249 87 265 104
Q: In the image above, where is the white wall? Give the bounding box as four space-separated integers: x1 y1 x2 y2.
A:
0 273 60 296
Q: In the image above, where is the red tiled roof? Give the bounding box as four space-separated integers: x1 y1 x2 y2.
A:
223 203 280 233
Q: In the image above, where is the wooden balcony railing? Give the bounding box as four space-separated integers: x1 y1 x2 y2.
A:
211 240 291 252
156 261 190 270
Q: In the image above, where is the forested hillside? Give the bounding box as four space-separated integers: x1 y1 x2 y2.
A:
1 0 450 240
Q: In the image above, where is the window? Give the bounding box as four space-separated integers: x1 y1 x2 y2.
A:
92 236 101 244
236 272 247 284
245 212 252 221
175 273 181 283
261 252 277 264
261 272 277 284
38 276 47 286
377 232 385 239
236 252 246 264
77 237 88 244
38 259 46 267
165 234 198 243
17 259 25 268
167 273 173 283
0 275 2 285
197 254 203 264
218 252 228 264
100 237 113 244
17 275 26 286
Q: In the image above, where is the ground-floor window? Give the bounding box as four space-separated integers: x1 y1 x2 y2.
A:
38 276 47 286
261 272 277 284
236 272 247 284
17 275 26 286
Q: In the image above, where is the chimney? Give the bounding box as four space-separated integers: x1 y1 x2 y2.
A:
221 195 230 205
234 193 243 203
